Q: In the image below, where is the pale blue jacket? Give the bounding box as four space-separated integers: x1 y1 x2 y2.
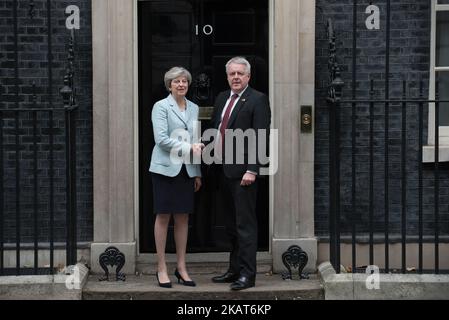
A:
149 94 202 178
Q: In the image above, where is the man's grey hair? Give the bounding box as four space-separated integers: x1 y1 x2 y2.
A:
164 66 192 91
225 57 251 75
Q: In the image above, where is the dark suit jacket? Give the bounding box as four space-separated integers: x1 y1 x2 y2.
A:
211 87 271 178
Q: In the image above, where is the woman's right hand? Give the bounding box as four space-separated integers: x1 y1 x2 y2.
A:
194 177 202 192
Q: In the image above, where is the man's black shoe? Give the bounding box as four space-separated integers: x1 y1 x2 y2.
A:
211 271 239 283
230 276 255 290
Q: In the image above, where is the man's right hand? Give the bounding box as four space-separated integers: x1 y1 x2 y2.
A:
192 143 205 156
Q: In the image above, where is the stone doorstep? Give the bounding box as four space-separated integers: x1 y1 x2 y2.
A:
82 273 324 300
136 261 273 276
84 254 324 300
135 252 274 276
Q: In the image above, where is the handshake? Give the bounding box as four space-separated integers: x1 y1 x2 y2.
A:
191 142 205 156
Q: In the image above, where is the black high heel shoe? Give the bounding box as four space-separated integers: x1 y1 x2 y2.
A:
174 269 196 287
156 272 172 288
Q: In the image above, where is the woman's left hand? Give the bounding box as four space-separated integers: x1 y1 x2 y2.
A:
194 177 202 192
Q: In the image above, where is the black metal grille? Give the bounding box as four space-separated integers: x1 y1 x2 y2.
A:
327 1 449 274
0 0 78 276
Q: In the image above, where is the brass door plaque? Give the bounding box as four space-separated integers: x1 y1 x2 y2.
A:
199 106 214 120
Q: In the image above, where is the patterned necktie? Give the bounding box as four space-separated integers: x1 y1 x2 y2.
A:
219 93 239 151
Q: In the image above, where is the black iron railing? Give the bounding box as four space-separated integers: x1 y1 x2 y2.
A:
0 106 77 276
327 15 449 274
0 0 78 276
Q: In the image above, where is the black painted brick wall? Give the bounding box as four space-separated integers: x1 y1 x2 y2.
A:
0 0 92 244
315 0 449 239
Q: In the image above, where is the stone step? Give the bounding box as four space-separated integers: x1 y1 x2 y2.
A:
82 273 324 300
135 252 273 276
136 261 273 276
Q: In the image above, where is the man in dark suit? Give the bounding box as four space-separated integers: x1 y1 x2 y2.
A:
210 57 271 290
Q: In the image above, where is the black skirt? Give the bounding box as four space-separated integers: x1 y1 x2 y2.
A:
151 165 194 214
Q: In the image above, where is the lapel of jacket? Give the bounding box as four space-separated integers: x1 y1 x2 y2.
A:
185 99 194 124
226 87 252 129
167 94 188 128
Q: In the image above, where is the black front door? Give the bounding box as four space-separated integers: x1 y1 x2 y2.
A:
138 0 269 253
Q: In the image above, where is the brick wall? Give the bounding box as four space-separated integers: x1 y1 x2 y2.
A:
315 0 449 239
0 0 92 244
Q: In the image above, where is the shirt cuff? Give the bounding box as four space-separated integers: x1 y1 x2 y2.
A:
246 170 257 176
